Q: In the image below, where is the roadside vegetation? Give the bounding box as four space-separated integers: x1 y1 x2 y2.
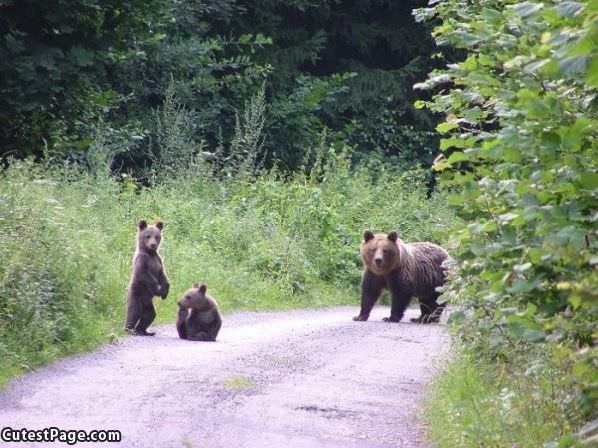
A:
0 146 450 386
416 1 597 446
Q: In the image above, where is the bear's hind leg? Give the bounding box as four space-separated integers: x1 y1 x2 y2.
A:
426 300 447 324
410 300 436 324
384 293 411 322
125 296 141 333
187 331 215 342
135 301 157 336
206 314 222 341
413 294 446 324
186 316 221 342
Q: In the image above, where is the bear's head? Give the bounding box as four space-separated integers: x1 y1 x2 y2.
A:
137 219 163 253
178 283 211 311
361 230 401 276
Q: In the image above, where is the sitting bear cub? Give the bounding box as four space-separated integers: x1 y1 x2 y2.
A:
353 230 449 324
176 283 222 342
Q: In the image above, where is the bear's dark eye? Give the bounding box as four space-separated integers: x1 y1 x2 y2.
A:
383 249 391 254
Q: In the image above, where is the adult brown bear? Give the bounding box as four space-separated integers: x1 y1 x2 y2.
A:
353 230 449 324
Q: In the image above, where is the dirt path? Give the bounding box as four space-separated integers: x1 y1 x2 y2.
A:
0 306 448 448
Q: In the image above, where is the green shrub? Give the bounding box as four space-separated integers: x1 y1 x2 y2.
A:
415 0 597 445
425 346 585 448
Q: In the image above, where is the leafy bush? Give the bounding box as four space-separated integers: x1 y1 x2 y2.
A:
0 0 171 156
415 0 597 445
1 0 444 171
0 152 451 385
425 347 585 448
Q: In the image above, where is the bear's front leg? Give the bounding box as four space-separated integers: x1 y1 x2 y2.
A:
160 277 170 300
353 271 384 321
383 294 411 322
156 266 170 299
135 256 162 297
385 277 412 323
176 307 188 339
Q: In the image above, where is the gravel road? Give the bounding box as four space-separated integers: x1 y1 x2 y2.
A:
0 306 448 448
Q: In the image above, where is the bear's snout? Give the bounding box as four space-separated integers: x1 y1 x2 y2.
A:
374 257 383 266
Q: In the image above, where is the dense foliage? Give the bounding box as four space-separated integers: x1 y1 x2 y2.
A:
0 0 439 171
416 0 597 444
218 0 441 168
426 349 585 448
0 0 164 155
0 0 268 164
0 152 450 385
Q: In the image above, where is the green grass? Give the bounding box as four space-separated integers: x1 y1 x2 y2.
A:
424 347 586 448
0 156 451 387
222 376 257 390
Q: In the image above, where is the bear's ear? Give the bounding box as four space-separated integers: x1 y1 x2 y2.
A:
363 230 375 242
387 231 399 243
138 220 148 230
198 283 207 294
155 220 164 230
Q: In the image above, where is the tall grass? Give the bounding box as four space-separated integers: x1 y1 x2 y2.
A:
0 153 451 386
424 346 586 448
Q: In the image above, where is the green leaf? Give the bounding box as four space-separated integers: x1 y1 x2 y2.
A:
447 151 469 164
523 329 546 342
499 212 519 223
554 2 584 17
559 56 589 75
447 311 465 324
513 262 532 272
579 172 598 190
524 59 550 73
70 46 94 67
588 56 598 87
440 137 467 151
436 122 459 134
510 2 543 17
569 294 582 308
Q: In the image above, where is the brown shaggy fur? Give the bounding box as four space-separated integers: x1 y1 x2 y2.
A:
353 230 449 324
176 283 222 342
124 220 170 336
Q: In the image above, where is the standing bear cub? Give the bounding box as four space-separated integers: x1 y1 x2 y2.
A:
176 283 222 342
353 230 449 324
125 220 170 336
